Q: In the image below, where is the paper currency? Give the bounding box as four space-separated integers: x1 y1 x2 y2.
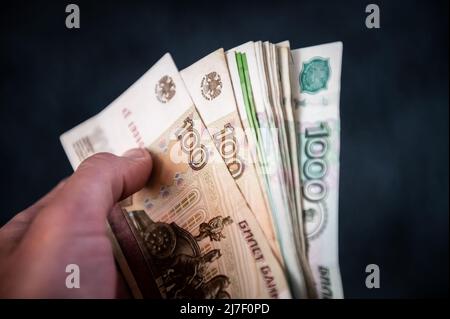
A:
290 42 344 298
277 43 305 251
59 39 345 300
226 43 310 298
60 53 290 299
276 42 318 298
180 49 282 262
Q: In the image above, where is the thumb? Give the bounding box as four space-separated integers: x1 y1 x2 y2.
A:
40 148 152 232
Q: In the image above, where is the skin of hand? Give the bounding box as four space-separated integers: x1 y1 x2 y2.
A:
0 148 152 298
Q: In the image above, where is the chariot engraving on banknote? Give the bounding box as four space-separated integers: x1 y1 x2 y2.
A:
124 208 233 299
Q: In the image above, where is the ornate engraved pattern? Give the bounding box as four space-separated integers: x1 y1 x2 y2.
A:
155 75 176 103
201 72 223 100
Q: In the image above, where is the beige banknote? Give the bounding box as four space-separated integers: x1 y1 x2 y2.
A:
180 48 281 262
60 53 290 299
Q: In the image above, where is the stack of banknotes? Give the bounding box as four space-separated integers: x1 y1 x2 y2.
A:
60 40 343 299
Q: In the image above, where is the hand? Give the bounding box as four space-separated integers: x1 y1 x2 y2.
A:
0 149 152 298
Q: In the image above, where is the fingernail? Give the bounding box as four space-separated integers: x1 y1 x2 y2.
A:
123 148 148 160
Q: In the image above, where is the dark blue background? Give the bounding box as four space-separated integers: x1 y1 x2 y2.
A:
0 0 448 298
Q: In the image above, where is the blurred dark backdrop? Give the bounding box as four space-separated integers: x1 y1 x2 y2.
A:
0 0 448 298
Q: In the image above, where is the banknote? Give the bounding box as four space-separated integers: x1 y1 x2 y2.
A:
276 43 305 250
250 41 316 298
60 53 290 299
180 49 281 262
226 43 308 298
276 42 318 298
290 41 344 298
262 41 296 221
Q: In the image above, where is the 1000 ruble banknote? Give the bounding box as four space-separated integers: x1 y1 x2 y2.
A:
290 42 344 299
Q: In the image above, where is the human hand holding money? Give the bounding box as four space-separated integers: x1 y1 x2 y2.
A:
60 54 291 299
0 149 152 298
0 40 344 299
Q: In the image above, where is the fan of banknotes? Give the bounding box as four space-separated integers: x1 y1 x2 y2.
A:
60 40 343 299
